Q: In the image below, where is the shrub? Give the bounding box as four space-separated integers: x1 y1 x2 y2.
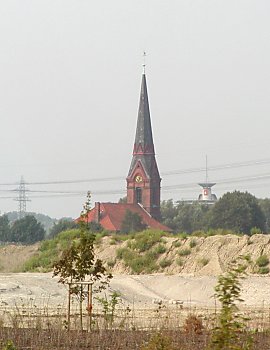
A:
189 239 197 248
258 266 269 274
128 252 158 274
107 259 116 268
153 244 167 255
176 258 183 266
198 257 209 267
250 227 262 235
172 240 181 247
183 314 204 335
256 254 269 267
178 248 191 256
159 259 172 268
141 333 175 350
129 230 164 252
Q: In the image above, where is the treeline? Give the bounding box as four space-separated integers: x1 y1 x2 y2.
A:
0 216 79 244
161 191 270 235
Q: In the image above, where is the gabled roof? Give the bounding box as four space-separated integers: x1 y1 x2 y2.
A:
85 203 171 232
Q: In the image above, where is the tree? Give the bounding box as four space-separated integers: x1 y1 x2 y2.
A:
53 192 112 330
10 215 45 244
0 215 11 242
210 191 265 234
161 200 210 233
48 219 78 239
258 198 270 232
120 209 146 233
210 256 253 350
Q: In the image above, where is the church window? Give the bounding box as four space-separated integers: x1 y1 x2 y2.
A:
135 187 142 204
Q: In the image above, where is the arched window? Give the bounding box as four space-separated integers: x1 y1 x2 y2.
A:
136 187 142 204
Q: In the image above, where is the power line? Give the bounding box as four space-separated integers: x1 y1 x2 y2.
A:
0 156 270 187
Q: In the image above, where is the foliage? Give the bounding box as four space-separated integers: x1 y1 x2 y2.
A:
159 258 172 268
141 332 175 350
161 200 210 233
258 266 269 274
48 219 78 238
95 291 121 328
0 215 11 242
6 211 57 235
153 243 167 254
178 248 191 256
121 210 147 233
209 191 265 234
176 257 183 266
198 257 209 267
21 229 81 272
250 227 262 235
256 255 269 267
189 239 197 248
210 255 253 350
128 230 164 252
2 340 17 350
10 215 45 244
184 314 204 335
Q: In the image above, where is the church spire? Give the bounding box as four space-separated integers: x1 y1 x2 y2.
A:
127 72 161 220
133 74 155 155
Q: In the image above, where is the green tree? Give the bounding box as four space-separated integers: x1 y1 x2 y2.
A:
210 256 253 350
48 219 78 239
53 192 112 329
161 200 210 233
0 215 11 242
210 191 265 234
258 198 270 232
10 215 45 244
120 209 146 233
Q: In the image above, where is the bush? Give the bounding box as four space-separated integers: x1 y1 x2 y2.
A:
128 230 164 252
159 259 172 268
107 259 116 268
189 239 197 248
178 248 191 256
197 257 209 267
176 258 183 266
256 254 269 267
250 227 262 235
184 314 204 335
259 266 269 274
172 240 181 247
153 244 167 255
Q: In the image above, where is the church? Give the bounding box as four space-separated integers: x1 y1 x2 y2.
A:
85 72 170 232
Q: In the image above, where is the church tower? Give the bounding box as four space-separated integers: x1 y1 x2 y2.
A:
126 73 161 220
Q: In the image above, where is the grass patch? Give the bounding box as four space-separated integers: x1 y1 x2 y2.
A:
153 244 167 255
256 255 269 267
159 259 172 269
172 240 181 248
189 239 197 248
176 258 184 266
197 257 209 267
178 248 191 256
127 230 165 252
21 229 82 272
258 266 269 274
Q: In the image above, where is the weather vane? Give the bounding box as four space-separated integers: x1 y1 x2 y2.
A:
143 51 146 73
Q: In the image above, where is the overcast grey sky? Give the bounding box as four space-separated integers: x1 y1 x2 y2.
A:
0 0 270 218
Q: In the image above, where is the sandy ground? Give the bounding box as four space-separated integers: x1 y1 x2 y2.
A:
0 273 269 310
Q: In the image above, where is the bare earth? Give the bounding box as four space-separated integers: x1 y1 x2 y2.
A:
0 273 269 310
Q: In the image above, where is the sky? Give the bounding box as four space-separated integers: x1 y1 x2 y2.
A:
0 0 270 219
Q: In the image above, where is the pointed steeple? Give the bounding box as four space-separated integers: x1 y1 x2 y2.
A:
133 74 155 155
127 72 161 220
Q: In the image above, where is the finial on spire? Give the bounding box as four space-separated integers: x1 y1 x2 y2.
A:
143 51 146 74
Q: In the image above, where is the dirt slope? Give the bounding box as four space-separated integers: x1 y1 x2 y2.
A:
97 234 270 276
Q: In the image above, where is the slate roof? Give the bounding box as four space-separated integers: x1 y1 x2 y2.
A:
85 203 171 232
128 73 160 179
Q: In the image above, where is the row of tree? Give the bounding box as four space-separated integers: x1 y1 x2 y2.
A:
0 215 45 244
161 191 270 234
